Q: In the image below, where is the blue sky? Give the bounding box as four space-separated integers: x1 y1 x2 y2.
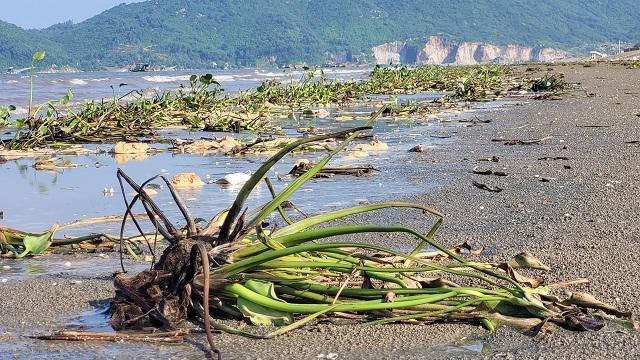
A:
0 0 146 29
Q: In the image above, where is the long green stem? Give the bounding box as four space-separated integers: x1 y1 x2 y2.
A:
369 296 506 325
225 283 457 314
218 127 371 242
231 224 523 292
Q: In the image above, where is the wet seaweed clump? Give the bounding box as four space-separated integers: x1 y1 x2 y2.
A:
103 109 634 358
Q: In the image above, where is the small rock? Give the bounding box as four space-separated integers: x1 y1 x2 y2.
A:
111 142 149 154
143 255 154 262
171 172 205 188
1 266 10 270
353 140 389 152
408 144 426 153
98 253 109 259
70 280 82 285
343 151 369 161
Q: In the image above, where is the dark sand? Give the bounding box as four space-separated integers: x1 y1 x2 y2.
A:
1 62 639 359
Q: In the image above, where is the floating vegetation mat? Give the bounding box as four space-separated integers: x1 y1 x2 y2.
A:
1 63 565 152
16 108 618 358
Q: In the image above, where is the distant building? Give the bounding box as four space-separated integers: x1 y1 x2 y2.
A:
589 51 608 60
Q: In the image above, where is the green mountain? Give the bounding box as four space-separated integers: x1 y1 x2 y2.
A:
2 0 640 70
0 21 72 70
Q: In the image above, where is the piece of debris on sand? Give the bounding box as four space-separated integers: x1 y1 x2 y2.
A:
472 180 504 193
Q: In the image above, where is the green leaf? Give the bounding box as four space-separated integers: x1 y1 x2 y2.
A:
60 89 73 105
237 279 293 326
33 51 46 61
15 225 57 258
245 107 388 229
218 127 371 241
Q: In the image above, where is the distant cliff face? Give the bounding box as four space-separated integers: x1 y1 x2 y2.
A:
373 36 567 65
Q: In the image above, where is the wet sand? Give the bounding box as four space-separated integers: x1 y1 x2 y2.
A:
2 62 640 359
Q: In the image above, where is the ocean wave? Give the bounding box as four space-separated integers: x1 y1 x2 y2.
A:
90 78 112 82
142 75 191 83
214 75 235 82
51 79 89 85
5 80 19 84
255 71 288 77
69 79 88 85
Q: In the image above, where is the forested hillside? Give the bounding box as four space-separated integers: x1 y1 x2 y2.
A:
2 0 639 69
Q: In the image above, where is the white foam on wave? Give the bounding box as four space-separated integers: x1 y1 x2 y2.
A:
50 78 89 85
325 68 370 75
90 78 111 82
255 71 287 77
142 75 191 83
69 79 88 85
214 75 235 82
6 80 19 84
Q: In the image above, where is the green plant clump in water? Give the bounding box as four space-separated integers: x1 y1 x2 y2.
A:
0 105 16 128
0 225 58 258
107 108 634 357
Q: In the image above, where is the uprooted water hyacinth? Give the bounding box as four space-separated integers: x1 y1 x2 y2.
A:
106 107 634 358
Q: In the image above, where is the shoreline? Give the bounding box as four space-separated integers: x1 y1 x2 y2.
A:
1 62 640 358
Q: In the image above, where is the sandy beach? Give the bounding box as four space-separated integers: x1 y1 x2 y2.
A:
1 62 639 359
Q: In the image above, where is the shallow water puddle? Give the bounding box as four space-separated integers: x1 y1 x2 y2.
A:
0 99 463 235
65 304 114 333
0 254 147 281
445 339 488 354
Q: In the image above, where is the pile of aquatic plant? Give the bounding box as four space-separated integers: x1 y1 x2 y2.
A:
4 73 269 150
627 60 640 69
0 223 158 258
527 73 569 93
105 108 633 358
0 52 536 151
364 65 509 99
242 68 365 106
0 105 15 128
